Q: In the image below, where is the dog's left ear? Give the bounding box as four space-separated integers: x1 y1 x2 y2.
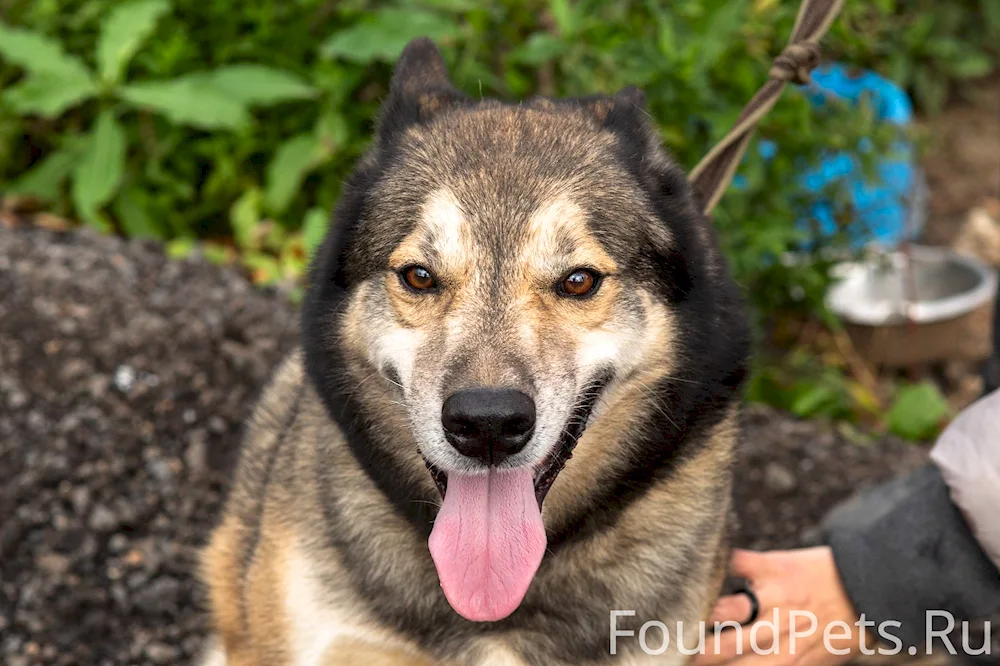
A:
390 38 455 102
610 85 646 113
594 86 650 137
578 86 647 125
377 38 466 142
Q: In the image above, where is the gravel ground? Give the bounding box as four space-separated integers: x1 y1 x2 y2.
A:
0 227 939 665
0 228 298 665
732 405 928 550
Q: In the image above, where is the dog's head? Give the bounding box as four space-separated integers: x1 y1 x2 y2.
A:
303 39 748 623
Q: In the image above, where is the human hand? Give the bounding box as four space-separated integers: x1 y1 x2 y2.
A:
694 547 862 666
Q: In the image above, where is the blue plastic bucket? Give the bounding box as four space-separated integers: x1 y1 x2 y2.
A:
734 63 924 249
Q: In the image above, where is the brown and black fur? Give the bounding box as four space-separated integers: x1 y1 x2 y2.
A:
201 38 750 666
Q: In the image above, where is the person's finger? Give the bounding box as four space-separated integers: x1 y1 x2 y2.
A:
727 549 770 580
709 593 754 625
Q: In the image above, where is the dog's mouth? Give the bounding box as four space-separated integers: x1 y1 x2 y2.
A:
424 377 608 507
423 378 608 624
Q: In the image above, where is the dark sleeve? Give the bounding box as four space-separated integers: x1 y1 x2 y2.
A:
820 463 1000 648
984 272 1000 394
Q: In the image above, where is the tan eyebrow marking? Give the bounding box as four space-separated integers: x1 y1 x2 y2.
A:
522 195 618 277
389 188 471 277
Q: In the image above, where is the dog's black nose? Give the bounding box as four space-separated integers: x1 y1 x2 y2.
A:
441 388 536 465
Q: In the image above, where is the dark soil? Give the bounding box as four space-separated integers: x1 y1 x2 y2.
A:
1 228 934 665
0 228 298 665
732 406 928 550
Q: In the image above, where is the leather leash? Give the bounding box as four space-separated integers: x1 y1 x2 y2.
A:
689 0 846 215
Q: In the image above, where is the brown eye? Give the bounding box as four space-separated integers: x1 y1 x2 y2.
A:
400 265 437 292
558 269 601 298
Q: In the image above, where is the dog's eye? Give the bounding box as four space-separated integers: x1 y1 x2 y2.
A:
399 265 438 292
557 269 601 298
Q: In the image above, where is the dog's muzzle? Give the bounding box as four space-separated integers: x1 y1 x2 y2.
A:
425 375 610 508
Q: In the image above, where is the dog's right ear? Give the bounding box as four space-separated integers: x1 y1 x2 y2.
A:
377 38 465 143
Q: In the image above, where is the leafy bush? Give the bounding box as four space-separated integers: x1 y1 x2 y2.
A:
0 3 858 288
833 0 1000 113
0 2 317 234
0 0 995 436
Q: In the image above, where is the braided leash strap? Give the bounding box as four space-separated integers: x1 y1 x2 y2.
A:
689 0 845 215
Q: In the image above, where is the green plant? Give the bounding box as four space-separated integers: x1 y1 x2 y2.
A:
1 1 319 236
3 0 994 291
831 0 1000 113
886 381 952 440
747 346 955 441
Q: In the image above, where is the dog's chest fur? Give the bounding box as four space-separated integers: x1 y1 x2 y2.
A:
276 536 693 666
201 354 737 666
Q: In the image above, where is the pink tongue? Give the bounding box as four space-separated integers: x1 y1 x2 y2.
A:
428 467 546 622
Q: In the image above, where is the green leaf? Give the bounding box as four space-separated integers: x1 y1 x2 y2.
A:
0 23 92 79
119 77 251 129
789 382 840 418
913 68 946 114
950 53 993 79
264 134 322 215
230 188 262 250
983 0 1000 34
401 0 478 11
201 242 233 266
652 7 679 59
698 0 748 72
96 0 171 86
320 10 460 63
507 33 565 66
114 186 165 239
166 237 196 259
7 149 77 201
3 73 97 117
316 111 349 150
71 111 127 228
301 207 329 258
548 0 576 36
205 65 316 106
887 381 951 441
242 251 281 285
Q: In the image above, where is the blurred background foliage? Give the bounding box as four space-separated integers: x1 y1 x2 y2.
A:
1 0 997 436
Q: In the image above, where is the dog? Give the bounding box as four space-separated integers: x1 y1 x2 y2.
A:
200 37 751 666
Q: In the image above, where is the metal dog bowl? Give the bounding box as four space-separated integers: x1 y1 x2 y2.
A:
826 245 997 366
